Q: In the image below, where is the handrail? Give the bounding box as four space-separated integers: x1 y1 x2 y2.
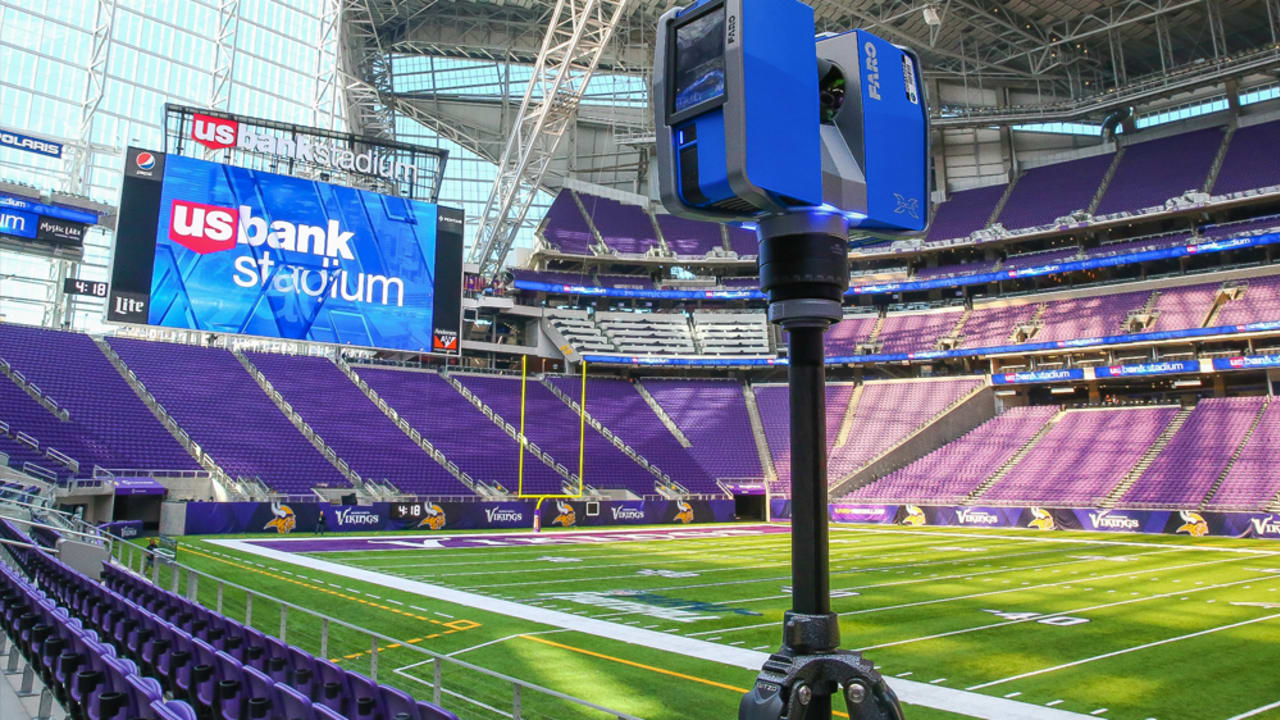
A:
97 530 640 720
0 495 105 539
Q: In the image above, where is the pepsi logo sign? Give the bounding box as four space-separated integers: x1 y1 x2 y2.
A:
135 152 156 171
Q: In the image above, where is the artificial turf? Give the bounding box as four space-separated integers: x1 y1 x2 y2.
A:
126 522 1280 720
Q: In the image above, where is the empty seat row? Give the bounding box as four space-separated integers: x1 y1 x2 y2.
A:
0 519 456 720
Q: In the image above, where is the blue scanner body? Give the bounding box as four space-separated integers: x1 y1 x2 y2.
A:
654 0 931 237
656 0 821 218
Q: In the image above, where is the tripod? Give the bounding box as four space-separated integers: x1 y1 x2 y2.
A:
739 212 904 720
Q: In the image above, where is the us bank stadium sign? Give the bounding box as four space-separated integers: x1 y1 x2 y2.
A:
1214 354 1280 371
163 105 447 202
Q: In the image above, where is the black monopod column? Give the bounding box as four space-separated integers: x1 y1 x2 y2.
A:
756 211 850 719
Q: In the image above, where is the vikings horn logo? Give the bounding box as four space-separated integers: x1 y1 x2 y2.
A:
552 501 576 527
674 501 694 524
264 502 296 534
417 504 446 530
901 505 926 526
1028 507 1056 531
1176 511 1209 537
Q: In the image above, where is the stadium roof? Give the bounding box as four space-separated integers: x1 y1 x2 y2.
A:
348 0 1277 92
339 0 1280 273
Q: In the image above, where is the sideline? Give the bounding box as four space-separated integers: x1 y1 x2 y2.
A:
211 537 1094 719
832 525 1280 555
968 612 1280 690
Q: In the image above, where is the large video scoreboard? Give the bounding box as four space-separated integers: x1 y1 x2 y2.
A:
107 148 464 355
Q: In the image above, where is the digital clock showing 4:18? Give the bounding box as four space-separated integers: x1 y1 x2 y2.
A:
63 278 108 298
392 502 425 520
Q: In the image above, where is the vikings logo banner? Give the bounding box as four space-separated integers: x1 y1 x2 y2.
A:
264 502 297 534
417 504 447 530
1175 511 1210 537
552 501 577 527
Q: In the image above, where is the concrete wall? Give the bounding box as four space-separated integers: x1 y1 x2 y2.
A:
157 475 216 501
159 501 187 535
831 386 997 497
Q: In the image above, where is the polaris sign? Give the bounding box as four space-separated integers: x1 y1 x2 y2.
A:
0 128 61 158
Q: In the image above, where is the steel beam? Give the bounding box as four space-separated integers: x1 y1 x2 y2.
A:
467 0 630 278
67 0 116 194
314 0 342 130
210 0 241 113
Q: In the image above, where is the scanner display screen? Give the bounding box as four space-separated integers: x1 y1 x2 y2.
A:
673 8 725 114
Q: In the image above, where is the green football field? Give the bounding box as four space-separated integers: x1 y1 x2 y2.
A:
137 523 1280 720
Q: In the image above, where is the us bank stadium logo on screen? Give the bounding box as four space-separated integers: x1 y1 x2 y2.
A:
166 198 403 307
140 153 455 354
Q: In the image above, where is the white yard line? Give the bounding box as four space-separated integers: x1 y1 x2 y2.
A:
387 532 967 576
391 662 513 720
967 613 1280 690
211 538 1093 720
584 543 1093 599
446 629 567 657
1226 699 1280 719
588 549 1180 622
857 573 1275 651
690 553 1253 636
358 532 803 566
454 540 1021 590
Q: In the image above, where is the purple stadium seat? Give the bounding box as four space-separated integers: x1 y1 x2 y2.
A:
107 338 349 494
1095 128 1223 215
658 213 725 257
1214 120 1280 196
379 685 422 719
248 353 469 496
511 269 595 288
539 190 595 255
984 406 1179 505
645 378 762 481
847 406 1058 503
926 184 1006 243
1121 397 1264 508
546 376 718 493
419 700 461 720
360 367 562 495
577 193 660 255
312 703 347 720
459 374 658 495
273 684 316 720
998 153 1113 231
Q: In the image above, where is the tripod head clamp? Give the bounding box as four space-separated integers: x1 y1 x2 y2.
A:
757 211 849 330
739 613 903 720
